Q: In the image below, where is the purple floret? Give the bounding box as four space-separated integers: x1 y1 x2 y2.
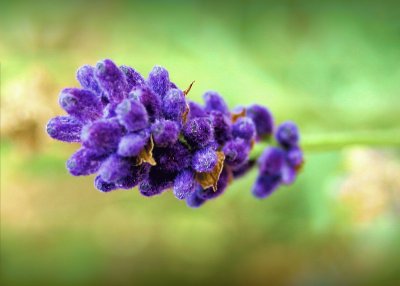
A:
116 99 148 132
115 163 150 189
203 91 230 115
148 65 170 98
222 138 250 167
280 163 296 185
275 121 299 148
232 117 256 141
188 101 207 119
66 148 106 176
119 65 145 90
173 169 197 200
46 116 83 142
94 175 118 192
98 154 134 183
151 119 179 147
139 180 164 197
139 166 175 197
76 65 107 103
210 111 232 145
81 119 123 154
232 160 256 179
258 147 285 175
95 59 128 104
192 147 218 173
286 146 304 168
117 131 149 157
59 88 103 122
186 191 206 208
130 86 161 122
162 88 186 122
252 174 281 199
153 142 191 172
246 104 274 139
183 117 214 148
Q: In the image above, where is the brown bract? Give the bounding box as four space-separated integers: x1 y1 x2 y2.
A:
195 151 225 192
135 135 157 166
231 108 246 123
182 81 195 124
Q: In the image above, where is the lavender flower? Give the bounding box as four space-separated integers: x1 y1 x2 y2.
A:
47 116 83 142
252 122 303 199
246 104 273 140
232 117 256 142
183 117 214 148
46 59 304 208
151 119 179 147
173 170 197 200
275 121 299 148
192 147 218 173
116 99 148 132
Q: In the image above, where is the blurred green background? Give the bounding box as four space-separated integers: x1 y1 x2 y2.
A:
1 0 400 285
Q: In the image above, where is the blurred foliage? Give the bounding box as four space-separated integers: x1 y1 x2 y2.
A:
1 0 400 285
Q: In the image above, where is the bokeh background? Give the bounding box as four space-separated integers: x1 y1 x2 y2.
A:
1 0 400 285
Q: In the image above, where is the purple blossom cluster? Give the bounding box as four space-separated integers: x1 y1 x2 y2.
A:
46 59 303 207
252 122 303 198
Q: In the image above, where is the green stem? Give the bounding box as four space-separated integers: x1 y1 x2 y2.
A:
250 129 400 159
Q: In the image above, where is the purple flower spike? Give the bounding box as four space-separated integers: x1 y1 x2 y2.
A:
81 119 123 154
120 65 145 90
275 121 299 148
99 154 133 183
47 59 304 207
203 91 229 115
222 138 250 167
130 86 161 122
94 175 118 192
95 59 128 104
151 119 179 147
66 148 105 176
46 116 83 142
173 170 197 200
232 117 256 141
192 147 218 173
148 65 170 97
59 88 103 122
118 131 149 157
258 147 285 175
252 175 281 199
246 104 274 139
116 99 148 132
162 88 186 122
183 117 214 148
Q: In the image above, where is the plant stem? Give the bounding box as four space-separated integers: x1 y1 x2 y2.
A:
250 129 400 159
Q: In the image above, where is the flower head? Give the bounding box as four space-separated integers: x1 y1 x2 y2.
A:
46 59 303 208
